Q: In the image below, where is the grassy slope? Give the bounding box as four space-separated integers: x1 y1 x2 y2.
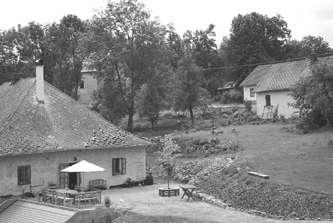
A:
174 123 333 194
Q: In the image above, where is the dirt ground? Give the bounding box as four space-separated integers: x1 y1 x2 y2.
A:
174 123 333 194
102 184 332 223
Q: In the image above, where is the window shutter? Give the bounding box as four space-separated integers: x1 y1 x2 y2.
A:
121 158 126 174
112 158 116 176
27 165 31 185
17 167 22 185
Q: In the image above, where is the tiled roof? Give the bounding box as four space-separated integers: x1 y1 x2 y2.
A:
241 55 333 92
256 59 311 92
0 200 76 223
0 78 150 157
239 64 273 87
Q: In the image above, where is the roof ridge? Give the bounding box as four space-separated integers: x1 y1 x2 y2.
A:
0 79 35 137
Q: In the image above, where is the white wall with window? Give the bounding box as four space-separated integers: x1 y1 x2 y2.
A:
256 91 298 118
0 146 146 196
243 85 257 101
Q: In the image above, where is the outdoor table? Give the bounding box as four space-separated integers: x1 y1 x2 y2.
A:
55 189 79 195
180 185 197 201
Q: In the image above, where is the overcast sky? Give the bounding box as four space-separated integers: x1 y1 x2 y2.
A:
1 0 333 46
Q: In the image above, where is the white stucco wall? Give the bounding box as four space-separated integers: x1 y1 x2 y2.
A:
0 147 146 196
243 85 256 101
256 90 298 118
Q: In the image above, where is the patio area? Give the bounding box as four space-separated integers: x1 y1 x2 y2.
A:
37 188 102 209
101 184 333 223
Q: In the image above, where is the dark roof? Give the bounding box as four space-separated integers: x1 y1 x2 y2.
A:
255 59 310 92
240 55 333 92
218 81 237 91
0 200 76 223
0 78 150 157
239 64 273 87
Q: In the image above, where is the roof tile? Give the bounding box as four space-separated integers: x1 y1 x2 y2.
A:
0 78 150 157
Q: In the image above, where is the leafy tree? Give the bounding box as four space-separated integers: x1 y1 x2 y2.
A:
158 137 181 189
284 36 332 59
87 0 168 131
173 56 209 124
165 25 184 71
222 12 291 82
290 62 333 131
183 24 223 96
136 66 171 129
45 15 86 99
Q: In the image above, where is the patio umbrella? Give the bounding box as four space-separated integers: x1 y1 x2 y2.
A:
61 160 105 188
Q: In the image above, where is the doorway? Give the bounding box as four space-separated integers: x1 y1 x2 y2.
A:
68 172 78 189
265 95 271 107
59 162 80 189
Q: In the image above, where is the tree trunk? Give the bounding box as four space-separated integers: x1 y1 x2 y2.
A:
127 102 134 132
127 73 135 132
189 105 194 125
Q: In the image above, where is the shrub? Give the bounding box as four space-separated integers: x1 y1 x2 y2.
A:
244 101 252 112
290 62 333 131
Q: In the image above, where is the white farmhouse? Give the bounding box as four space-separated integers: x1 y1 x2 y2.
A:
240 56 333 118
0 64 151 196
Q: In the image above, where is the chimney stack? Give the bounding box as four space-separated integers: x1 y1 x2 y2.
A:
36 60 44 103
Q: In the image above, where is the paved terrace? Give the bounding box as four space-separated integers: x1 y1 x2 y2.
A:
102 184 332 223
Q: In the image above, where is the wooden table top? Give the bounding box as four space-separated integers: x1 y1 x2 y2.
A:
179 185 197 189
54 189 79 194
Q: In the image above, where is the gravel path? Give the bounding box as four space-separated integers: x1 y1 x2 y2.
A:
102 184 331 223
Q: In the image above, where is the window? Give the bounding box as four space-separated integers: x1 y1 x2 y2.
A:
17 165 31 185
265 95 271 106
250 88 255 97
112 158 126 175
79 80 85 89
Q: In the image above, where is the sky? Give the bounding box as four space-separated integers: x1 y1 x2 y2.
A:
1 0 333 46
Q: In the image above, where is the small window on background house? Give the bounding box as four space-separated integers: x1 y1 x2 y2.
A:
112 158 126 175
265 95 271 106
17 165 31 185
250 88 255 97
79 80 85 89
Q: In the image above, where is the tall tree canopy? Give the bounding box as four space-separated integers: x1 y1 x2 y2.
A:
183 24 223 96
222 12 291 82
284 36 332 59
87 0 168 131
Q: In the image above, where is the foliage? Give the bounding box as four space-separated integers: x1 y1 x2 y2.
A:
0 16 87 99
183 24 223 96
284 36 332 58
219 88 243 104
244 101 252 112
221 12 291 82
173 56 209 124
158 136 181 188
290 62 333 131
86 0 168 131
136 67 170 129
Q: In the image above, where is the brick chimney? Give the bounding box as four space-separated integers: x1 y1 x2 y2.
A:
36 60 45 103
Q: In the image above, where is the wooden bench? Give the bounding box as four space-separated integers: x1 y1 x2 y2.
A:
88 179 107 191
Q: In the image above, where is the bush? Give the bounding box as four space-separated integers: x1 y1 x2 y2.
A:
244 101 252 112
290 63 333 131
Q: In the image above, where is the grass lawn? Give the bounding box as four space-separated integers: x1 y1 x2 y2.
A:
175 123 333 194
